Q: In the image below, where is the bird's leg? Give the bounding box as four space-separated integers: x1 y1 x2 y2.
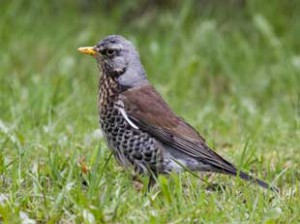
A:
147 175 157 192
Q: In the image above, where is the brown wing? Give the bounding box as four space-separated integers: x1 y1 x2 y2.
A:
120 84 237 173
121 84 277 191
121 84 205 143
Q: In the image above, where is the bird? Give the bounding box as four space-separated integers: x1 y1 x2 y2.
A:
78 35 277 192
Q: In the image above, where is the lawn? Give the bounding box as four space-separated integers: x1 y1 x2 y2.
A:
0 0 299 223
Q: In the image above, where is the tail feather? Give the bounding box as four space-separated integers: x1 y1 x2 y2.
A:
211 163 278 192
233 170 278 192
195 144 278 192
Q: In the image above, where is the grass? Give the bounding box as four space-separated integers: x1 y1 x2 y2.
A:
0 0 299 223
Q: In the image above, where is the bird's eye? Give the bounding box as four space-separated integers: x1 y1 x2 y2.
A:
106 49 115 56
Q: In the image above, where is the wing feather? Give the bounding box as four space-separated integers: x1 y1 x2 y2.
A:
120 84 237 174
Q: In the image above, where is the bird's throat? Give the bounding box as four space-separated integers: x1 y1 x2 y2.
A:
98 74 120 109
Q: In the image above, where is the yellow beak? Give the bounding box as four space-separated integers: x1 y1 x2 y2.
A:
77 46 97 56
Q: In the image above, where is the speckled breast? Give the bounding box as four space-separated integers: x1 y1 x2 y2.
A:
98 75 163 174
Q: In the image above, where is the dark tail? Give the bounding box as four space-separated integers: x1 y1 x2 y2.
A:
234 170 279 193
199 145 279 192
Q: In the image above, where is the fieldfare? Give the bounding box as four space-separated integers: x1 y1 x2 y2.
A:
78 35 277 192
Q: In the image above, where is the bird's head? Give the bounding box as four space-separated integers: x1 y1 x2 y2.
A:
78 35 147 88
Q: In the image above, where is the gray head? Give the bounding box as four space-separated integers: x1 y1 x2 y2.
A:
78 35 148 88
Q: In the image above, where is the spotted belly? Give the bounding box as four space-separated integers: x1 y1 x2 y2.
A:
99 103 163 174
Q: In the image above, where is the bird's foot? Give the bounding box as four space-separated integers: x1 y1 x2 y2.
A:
132 176 144 192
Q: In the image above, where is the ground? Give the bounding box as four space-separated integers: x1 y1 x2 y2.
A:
0 1 299 223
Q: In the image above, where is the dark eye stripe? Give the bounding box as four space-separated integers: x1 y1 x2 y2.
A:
100 48 120 56
99 49 106 54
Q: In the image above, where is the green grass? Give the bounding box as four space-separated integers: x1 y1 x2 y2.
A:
0 0 299 223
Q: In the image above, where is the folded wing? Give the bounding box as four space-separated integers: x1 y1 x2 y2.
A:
120 84 277 191
120 84 237 174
